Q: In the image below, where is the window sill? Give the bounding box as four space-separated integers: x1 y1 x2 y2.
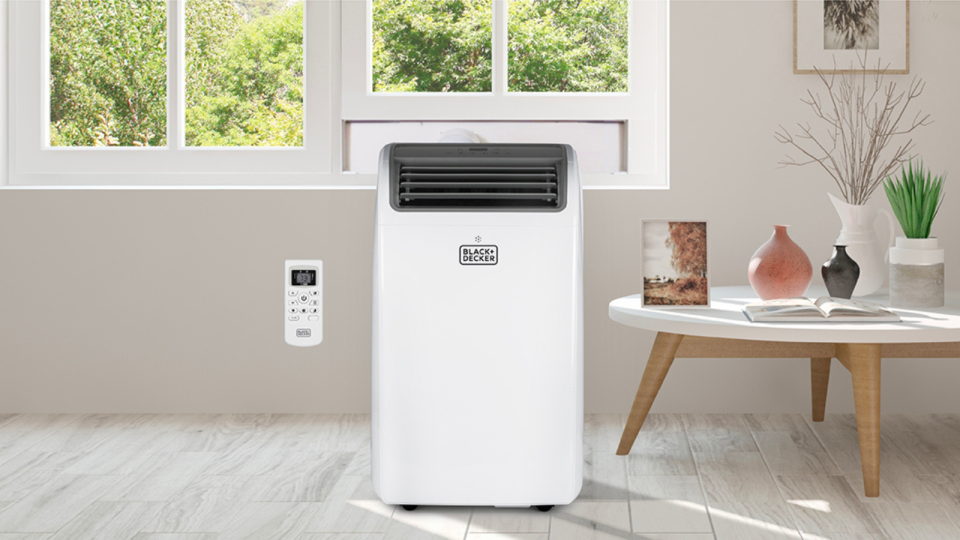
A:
2 173 669 190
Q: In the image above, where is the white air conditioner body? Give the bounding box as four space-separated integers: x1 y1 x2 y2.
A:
372 143 583 507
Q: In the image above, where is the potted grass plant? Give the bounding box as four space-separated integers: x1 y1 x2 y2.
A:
884 159 947 308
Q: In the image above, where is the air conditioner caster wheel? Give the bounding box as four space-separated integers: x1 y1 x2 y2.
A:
534 505 554 512
400 505 418 511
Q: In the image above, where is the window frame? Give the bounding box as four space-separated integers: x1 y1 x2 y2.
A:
6 0 337 186
342 0 669 188
3 0 668 188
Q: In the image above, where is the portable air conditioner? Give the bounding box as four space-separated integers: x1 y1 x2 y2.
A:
372 143 583 509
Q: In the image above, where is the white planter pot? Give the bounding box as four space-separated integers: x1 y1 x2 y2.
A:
889 237 945 308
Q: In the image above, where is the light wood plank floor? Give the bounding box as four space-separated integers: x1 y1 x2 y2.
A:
0 414 959 539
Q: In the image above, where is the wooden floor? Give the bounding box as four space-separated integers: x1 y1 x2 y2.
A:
0 414 959 539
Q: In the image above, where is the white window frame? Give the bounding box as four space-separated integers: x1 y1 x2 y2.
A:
341 0 669 188
6 0 338 186
3 0 668 188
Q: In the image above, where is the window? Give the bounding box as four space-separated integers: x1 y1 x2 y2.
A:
8 0 330 185
47 0 305 149
49 0 168 147
508 0 629 93
368 0 631 95
6 0 666 187
184 0 304 147
373 0 493 93
45 0 306 150
343 0 668 188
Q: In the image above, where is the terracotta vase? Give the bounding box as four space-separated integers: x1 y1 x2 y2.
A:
748 225 813 300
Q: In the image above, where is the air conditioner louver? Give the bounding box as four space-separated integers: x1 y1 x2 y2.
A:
389 144 568 211
397 165 560 209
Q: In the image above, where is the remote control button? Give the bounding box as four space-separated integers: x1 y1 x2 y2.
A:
309 290 319 296
288 315 300 321
309 307 319 314
300 307 308 313
287 299 297 306
288 290 297 296
298 294 310 304
309 300 319 306
308 315 319 321
288 307 298 314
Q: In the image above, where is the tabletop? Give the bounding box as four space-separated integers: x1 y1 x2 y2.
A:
609 285 960 344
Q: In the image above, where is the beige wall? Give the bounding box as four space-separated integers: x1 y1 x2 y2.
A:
3 1 960 413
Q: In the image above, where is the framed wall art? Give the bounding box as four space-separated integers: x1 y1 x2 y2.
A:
794 0 910 74
640 220 710 308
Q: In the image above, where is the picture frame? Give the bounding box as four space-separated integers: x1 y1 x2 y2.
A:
794 0 910 74
640 220 710 308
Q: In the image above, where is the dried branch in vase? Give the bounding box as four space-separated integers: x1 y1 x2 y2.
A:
775 55 932 206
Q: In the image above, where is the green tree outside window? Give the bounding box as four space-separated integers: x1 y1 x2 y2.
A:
185 0 304 147
49 0 303 148
508 0 628 93
50 0 167 147
371 0 628 94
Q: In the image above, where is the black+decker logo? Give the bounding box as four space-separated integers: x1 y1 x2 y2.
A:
460 245 498 265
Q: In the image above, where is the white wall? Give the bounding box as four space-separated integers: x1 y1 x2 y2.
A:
2 0 960 413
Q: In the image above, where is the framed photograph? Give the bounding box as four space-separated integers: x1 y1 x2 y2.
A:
794 0 909 74
641 220 710 308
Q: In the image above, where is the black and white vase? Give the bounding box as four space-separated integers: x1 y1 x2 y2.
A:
822 245 860 299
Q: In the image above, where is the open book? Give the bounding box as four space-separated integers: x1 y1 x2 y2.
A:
743 297 901 323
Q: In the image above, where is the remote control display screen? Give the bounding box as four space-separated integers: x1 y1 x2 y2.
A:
291 269 316 287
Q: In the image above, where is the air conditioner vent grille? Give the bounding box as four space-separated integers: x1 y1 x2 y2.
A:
396 165 561 209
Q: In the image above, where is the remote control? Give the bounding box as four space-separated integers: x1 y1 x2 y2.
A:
285 260 323 347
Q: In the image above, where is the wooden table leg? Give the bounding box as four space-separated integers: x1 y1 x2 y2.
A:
811 357 831 422
617 332 684 455
836 343 882 498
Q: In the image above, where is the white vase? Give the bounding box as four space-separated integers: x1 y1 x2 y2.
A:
827 193 895 296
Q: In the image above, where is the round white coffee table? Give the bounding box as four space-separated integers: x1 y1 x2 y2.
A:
609 285 960 497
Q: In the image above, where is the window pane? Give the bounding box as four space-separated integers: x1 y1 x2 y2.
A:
508 0 628 92
185 0 303 147
49 0 167 147
372 0 492 92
